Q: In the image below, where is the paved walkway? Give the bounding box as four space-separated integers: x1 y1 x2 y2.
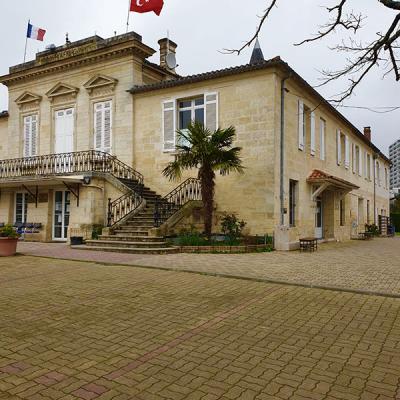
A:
19 237 400 297
0 256 400 399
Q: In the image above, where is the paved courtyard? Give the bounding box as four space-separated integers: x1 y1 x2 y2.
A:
19 237 400 297
1 254 400 399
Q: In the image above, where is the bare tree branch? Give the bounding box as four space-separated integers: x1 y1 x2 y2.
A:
295 1 363 46
379 0 400 10
222 0 278 55
228 0 400 103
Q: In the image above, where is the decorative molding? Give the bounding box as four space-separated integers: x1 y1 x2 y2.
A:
46 83 79 102
15 91 42 109
84 74 118 95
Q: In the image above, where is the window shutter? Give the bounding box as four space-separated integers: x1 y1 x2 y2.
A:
103 102 112 154
163 100 176 151
23 115 38 157
370 156 373 182
65 109 74 153
320 120 325 161
337 130 341 165
364 152 368 178
24 116 31 157
377 162 381 186
358 149 362 176
31 115 37 156
94 103 103 151
345 135 350 169
205 92 218 131
352 143 356 173
298 100 304 151
310 112 316 155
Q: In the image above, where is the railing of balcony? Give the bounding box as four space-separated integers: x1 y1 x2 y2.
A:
0 150 144 227
0 150 144 184
154 178 202 227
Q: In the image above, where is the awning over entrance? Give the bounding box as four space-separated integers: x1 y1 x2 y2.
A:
307 169 359 200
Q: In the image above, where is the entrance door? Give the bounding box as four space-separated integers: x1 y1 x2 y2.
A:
55 108 74 154
315 198 323 239
53 191 70 241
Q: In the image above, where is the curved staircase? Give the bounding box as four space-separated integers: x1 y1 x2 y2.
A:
78 181 179 254
0 150 201 255
74 178 201 255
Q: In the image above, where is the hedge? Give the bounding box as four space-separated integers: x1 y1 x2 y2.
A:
391 213 400 232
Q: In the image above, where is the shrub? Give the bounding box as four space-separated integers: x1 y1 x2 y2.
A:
365 223 380 236
0 225 19 239
221 214 246 243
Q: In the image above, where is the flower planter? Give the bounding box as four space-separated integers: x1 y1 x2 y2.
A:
70 236 84 246
0 238 18 257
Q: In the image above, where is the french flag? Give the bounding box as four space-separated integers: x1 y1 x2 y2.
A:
27 23 46 41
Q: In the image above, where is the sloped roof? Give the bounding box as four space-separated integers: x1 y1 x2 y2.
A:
307 169 359 190
129 57 389 164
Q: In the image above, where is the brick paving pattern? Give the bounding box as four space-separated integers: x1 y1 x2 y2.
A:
20 237 400 297
0 256 400 399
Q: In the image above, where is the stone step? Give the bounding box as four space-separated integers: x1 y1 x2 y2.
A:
71 245 179 255
114 228 150 234
99 235 162 242
124 222 155 227
86 240 168 249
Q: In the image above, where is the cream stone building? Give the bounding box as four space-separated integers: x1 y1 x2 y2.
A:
0 32 390 251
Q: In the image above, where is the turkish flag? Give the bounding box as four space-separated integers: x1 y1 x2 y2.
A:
130 0 164 16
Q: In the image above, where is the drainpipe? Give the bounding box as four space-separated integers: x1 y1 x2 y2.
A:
280 75 290 226
373 154 377 225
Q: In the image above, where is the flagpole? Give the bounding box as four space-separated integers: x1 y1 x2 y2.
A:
23 19 30 64
126 0 131 33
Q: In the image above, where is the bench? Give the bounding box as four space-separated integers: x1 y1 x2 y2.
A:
13 223 43 235
358 232 373 240
299 237 318 252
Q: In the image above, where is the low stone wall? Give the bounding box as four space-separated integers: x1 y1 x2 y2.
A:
178 244 272 254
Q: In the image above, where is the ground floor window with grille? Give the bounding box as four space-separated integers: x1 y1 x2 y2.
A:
289 180 298 227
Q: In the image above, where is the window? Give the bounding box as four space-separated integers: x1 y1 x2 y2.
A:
376 161 381 186
178 97 205 146
340 198 345 226
320 119 326 160
94 101 112 154
336 131 349 167
15 193 28 224
23 114 38 157
289 180 298 227
163 93 218 151
298 101 315 155
385 168 388 189
353 145 361 175
366 153 371 180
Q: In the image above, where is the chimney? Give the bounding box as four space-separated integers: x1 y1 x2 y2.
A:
158 38 177 72
364 126 371 142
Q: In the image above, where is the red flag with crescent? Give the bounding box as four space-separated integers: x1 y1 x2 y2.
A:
130 0 164 16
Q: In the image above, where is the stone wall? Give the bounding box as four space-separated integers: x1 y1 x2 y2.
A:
132 70 278 235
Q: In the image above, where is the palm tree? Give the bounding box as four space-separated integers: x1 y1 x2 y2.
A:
163 121 244 238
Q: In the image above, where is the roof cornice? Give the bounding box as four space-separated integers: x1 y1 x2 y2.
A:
0 34 155 87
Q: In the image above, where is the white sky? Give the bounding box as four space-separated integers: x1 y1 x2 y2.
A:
0 0 399 155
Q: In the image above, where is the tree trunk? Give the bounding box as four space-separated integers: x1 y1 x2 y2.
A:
199 167 215 238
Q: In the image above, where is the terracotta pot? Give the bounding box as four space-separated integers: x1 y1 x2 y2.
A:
0 238 18 257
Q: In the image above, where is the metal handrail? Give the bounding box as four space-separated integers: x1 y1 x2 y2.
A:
0 150 144 227
154 178 202 227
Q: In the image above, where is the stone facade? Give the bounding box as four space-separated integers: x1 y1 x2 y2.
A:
0 31 390 248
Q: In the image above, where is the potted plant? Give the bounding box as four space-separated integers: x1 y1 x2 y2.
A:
0 224 19 257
